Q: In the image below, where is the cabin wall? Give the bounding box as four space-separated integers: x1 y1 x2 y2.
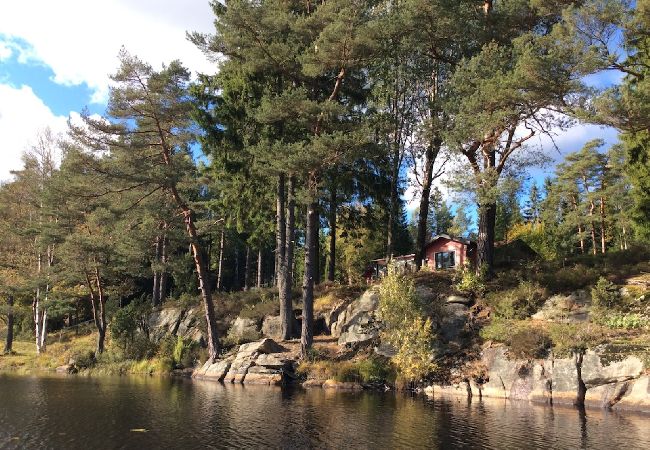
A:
425 239 467 271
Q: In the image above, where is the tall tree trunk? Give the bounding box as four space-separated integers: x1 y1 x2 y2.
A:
152 233 162 306
159 233 168 303
276 174 287 287
301 198 318 358
572 195 585 254
257 249 263 289
244 245 252 291
314 215 321 285
168 185 220 361
327 187 336 282
415 140 441 270
4 295 14 354
599 196 606 254
386 164 399 259
588 200 597 255
476 203 496 277
217 226 225 291
95 268 107 357
281 175 296 340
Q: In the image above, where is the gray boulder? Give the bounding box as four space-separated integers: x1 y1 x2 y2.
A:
332 287 381 346
531 290 590 322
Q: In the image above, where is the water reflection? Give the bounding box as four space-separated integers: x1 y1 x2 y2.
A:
0 374 649 449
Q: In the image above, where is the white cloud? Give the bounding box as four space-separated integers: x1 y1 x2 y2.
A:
0 84 68 181
0 0 217 103
403 121 620 211
0 42 11 61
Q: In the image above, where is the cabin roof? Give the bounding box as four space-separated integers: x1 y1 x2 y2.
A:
425 234 475 247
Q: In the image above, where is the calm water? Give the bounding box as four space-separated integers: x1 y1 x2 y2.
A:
1 374 649 449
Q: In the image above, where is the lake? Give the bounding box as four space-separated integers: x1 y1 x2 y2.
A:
1 374 649 449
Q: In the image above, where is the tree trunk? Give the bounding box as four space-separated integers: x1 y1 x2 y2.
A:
159 233 168 303
314 215 321 285
94 268 107 357
301 199 318 358
152 233 162 306
476 202 496 277
168 185 220 361
588 200 597 255
572 195 585 254
281 175 296 340
599 196 606 254
386 171 398 259
244 245 252 291
217 226 225 291
257 249 263 289
4 295 14 354
276 173 287 287
415 140 440 270
327 187 336 282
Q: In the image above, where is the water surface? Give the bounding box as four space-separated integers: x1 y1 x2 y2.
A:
1 374 648 449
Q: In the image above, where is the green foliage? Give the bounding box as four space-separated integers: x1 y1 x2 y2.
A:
171 336 199 368
378 268 436 381
594 312 650 330
479 317 514 343
72 350 96 370
547 323 606 357
591 277 622 310
542 265 599 293
454 266 486 297
488 281 547 320
297 357 396 384
507 327 552 359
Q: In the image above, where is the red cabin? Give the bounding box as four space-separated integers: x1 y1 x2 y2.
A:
424 234 477 271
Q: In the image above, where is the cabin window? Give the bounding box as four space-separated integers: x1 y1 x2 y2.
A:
435 251 455 269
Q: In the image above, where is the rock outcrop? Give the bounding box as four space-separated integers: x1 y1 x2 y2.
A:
531 290 590 322
331 287 381 345
426 345 650 412
193 338 296 386
148 306 208 344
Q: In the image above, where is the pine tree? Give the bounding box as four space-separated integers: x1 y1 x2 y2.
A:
69 52 222 361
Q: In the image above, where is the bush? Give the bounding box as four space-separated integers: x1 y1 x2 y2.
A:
378 267 436 381
591 277 622 310
542 265 599 293
297 357 396 384
594 312 649 330
454 266 486 297
488 281 547 319
507 327 551 359
357 357 396 384
72 350 96 369
480 317 516 343
547 323 606 357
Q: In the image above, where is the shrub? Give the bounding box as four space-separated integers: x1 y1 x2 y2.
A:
594 312 649 330
72 350 96 369
378 267 436 381
480 318 516 343
507 327 551 359
543 265 599 293
454 266 486 297
488 281 547 319
357 357 396 384
591 277 622 310
547 323 606 357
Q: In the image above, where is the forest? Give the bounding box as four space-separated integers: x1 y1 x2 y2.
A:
0 0 648 371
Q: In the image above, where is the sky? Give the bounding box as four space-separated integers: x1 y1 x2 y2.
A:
0 0 216 181
0 0 622 215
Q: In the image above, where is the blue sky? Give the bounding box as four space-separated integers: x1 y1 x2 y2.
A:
0 0 215 181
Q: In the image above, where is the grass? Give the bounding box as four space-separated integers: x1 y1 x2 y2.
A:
297 355 396 384
0 326 176 376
